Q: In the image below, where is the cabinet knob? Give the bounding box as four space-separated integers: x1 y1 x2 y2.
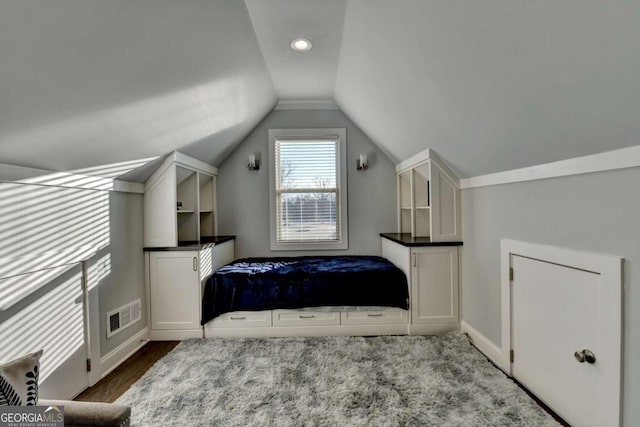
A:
193 257 198 271
574 349 596 364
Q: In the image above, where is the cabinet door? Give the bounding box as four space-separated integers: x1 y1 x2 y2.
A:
149 251 200 330
411 247 459 325
430 164 461 242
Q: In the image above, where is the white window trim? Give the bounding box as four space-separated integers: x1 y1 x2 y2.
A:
268 128 348 251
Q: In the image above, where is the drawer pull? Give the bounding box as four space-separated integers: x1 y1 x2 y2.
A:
299 314 315 319
230 316 246 320
367 313 383 317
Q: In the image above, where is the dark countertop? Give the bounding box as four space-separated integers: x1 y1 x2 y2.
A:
144 235 235 251
380 233 463 247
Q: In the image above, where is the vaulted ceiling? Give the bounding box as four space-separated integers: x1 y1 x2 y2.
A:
2 0 640 178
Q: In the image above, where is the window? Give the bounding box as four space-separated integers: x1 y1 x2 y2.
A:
269 128 348 250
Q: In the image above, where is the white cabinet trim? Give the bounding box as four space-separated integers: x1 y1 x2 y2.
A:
395 150 461 241
172 152 218 175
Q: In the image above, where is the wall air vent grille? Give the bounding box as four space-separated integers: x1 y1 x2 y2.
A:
106 298 142 338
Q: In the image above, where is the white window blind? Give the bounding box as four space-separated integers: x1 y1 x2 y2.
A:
275 139 339 243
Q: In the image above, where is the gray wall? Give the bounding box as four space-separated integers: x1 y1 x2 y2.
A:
99 192 146 356
217 109 397 258
0 182 146 359
461 167 640 426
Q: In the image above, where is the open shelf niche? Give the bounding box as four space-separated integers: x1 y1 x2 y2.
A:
144 152 219 247
395 149 461 242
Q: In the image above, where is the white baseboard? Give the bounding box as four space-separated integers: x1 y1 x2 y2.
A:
149 329 203 341
461 321 509 373
99 327 149 379
408 323 460 336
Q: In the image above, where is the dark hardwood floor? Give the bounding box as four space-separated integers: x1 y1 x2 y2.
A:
75 341 179 403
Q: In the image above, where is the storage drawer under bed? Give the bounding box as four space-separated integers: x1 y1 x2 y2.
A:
273 309 340 327
205 310 272 328
340 308 408 325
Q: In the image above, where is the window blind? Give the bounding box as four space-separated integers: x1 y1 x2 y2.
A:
275 139 340 243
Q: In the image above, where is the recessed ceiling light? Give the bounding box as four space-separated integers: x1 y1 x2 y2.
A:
291 38 312 52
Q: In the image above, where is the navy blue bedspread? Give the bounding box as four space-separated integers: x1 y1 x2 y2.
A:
201 256 409 325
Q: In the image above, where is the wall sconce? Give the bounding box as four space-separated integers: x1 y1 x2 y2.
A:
356 154 368 171
248 153 260 171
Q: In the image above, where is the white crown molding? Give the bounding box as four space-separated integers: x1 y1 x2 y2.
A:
0 163 52 181
460 144 640 189
0 162 144 193
275 99 339 110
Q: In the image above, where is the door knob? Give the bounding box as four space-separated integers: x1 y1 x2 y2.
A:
574 349 596 364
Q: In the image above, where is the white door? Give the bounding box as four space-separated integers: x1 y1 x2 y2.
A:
149 251 200 330
511 255 611 427
0 266 90 400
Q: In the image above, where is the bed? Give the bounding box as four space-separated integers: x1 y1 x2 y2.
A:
201 256 409 327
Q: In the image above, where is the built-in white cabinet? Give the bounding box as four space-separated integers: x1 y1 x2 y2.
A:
145 239 235 340
381 236 460 335
149 250 203 335
410 246 459 327
144 152 218 247
396 149 461 242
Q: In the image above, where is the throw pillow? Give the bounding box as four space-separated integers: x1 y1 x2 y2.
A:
0 350 43 406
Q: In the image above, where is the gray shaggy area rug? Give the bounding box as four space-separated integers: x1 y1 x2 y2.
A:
116 333 558 426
